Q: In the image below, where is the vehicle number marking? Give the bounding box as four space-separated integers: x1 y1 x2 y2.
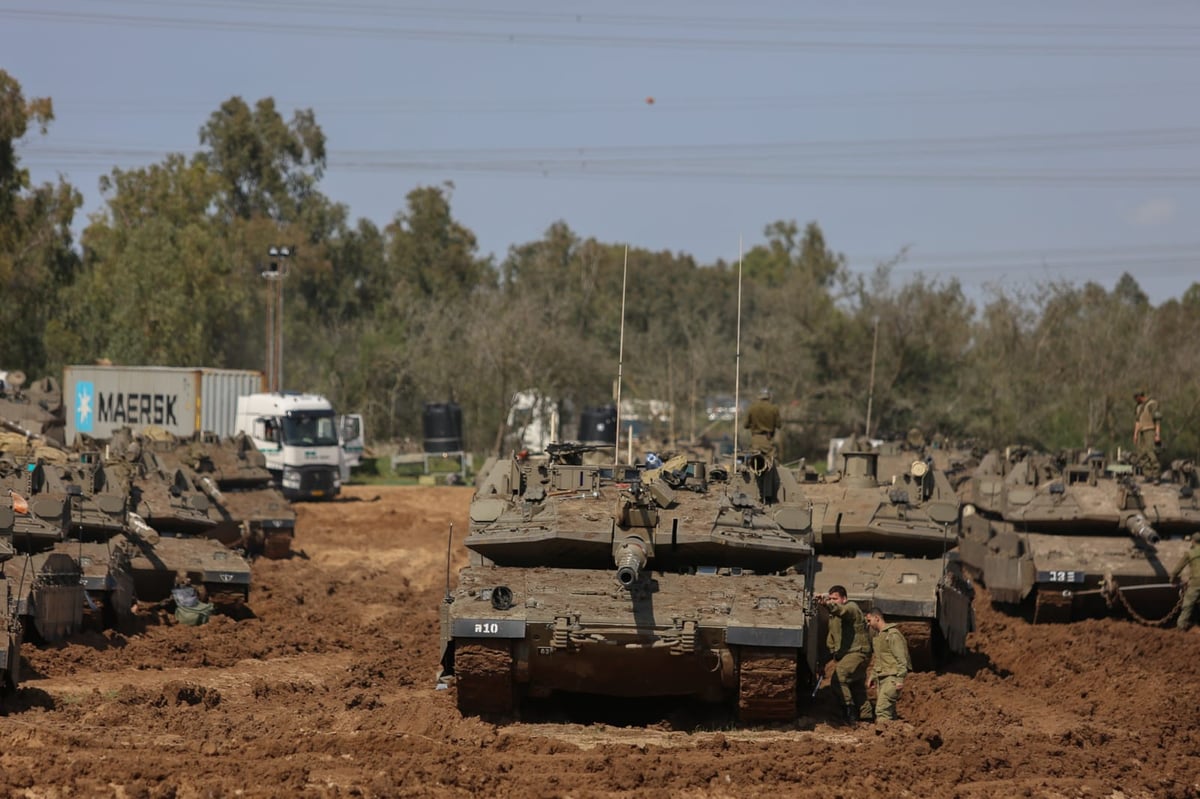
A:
1047 570 1078 582
473 622 500 634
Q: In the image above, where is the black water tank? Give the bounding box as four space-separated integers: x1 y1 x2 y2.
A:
577 404 617 443
423 402 463 452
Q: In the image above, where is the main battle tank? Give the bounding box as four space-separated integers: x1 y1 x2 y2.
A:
164 432 296 558
0 371 66 445
0 444 88 641
958 447 1196 623
114 431 252 607
441 444 818 722
774 450 974 666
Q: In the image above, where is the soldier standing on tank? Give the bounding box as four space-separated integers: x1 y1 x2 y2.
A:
1172 532 1200 631
819 585 873 725
744 387 781 460
1132 389 1162 478
866 607 911 723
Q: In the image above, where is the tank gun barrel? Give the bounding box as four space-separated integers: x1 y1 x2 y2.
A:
197 475 224 503
126 512 161 546
1123 512 1159 546
614 537 649 587
0 417 42 440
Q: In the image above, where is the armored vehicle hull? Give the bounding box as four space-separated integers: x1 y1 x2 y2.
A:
811 553 974 668
123 532 252 605
960 513 1190 624
6 551 85 642
447 565 813 720
0 575 19 693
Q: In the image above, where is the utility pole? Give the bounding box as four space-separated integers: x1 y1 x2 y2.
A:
865 316 879 439
262 246 292 392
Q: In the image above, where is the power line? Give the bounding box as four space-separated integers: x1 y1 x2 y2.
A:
5 6 1200 55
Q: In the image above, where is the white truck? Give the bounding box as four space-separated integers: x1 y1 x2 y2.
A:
235 392 342 500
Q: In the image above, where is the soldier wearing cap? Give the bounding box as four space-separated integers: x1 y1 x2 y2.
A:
1132 389 1162 477
1172 532 1200 631
744 387 781 460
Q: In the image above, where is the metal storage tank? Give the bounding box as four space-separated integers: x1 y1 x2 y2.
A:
422 402 463 453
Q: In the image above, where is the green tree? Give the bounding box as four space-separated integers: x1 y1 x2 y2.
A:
198 96 326 224
49 155 260 367
385 183 495 302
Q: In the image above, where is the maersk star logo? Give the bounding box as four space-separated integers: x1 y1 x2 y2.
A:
76 381 94 432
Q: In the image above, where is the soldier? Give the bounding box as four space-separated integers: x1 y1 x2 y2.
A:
866 607 911 723
1132 389 1162 477
744 387 781 460
818 585 873 725
1172 531 1200 631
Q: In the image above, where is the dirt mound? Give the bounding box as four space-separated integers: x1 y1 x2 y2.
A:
1 485 1198 798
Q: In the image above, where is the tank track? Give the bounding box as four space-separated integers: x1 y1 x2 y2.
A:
454 638 515 716
897 621 934 671
1033 588 1074 623
736 647 797 722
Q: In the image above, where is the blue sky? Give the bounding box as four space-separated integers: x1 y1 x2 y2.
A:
5 1 1200 303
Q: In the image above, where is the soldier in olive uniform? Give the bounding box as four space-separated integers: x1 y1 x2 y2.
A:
1131 389 1162 477
744 387 781 460
818 585 873 725
866 608 911 723
1172 531 1200 631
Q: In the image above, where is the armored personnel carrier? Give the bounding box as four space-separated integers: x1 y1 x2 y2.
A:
441 444 818 722
959 447 1196 623
775 450 974 666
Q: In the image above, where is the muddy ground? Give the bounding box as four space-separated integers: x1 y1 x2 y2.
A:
1 485 1198 798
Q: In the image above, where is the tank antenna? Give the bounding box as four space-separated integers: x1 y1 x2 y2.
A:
443 521 454 604
614 245 629 467
865 316 879 439
732 236 743 472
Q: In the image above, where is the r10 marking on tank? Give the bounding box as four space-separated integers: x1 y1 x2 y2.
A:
473 622 500 634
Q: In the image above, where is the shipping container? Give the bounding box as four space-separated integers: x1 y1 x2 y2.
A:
63 365 265 443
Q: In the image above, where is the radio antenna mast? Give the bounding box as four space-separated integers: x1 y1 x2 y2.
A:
732 236 744 470
614 246 629 466
865 316 880 439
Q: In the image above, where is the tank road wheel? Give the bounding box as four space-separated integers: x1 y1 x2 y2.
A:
454 638 516 716
736 647 798 723
1033 588 1073 624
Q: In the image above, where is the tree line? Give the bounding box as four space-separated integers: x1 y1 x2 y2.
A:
3 70 1199 463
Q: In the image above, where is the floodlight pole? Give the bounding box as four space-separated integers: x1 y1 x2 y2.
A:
263 246 292 393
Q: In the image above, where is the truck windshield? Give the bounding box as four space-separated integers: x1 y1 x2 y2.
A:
282 412 339 447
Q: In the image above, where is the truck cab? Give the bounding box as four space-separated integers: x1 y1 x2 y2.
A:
235 392 342 500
